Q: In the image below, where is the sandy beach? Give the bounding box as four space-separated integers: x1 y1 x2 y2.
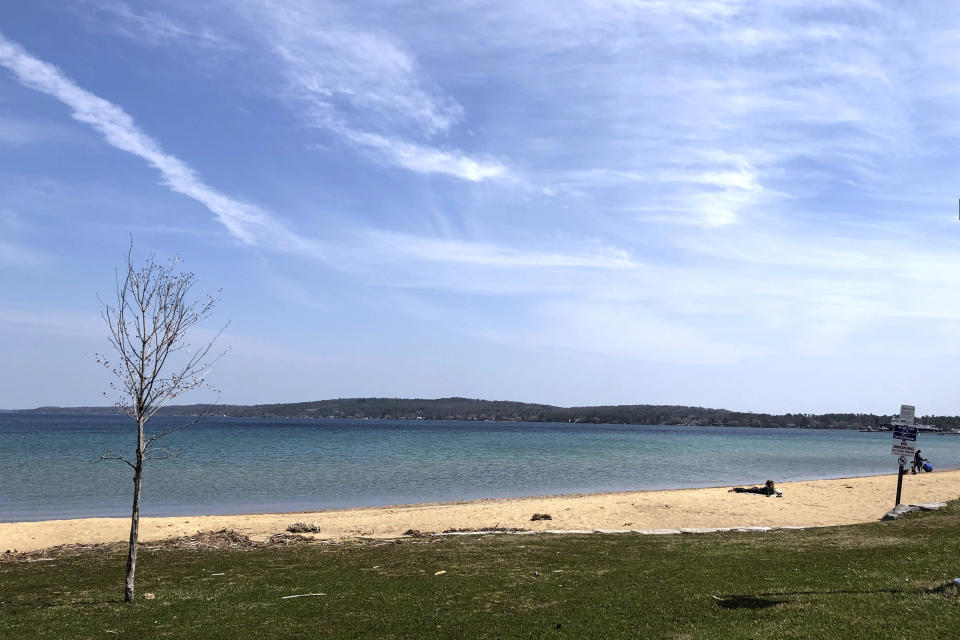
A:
3 470 959 553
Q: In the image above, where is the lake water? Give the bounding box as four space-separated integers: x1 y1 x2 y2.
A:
2 413 959 522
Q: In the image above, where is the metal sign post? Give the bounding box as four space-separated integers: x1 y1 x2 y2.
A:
895 459 906 505
891 405 917 506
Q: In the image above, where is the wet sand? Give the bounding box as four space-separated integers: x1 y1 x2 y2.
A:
3 470 958 552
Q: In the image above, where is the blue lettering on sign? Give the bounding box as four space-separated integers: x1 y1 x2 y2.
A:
892 426 917 441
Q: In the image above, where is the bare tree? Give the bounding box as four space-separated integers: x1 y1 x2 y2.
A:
97 245 225 603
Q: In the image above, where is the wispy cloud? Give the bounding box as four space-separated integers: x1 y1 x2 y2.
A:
363 231 635 269
258 5 460 137
342 130 505 182
225 0 506 181
558 161 767 227
394 0 929 225
78 0 238 52
0 32 318 254
330 212 960 367
81 0 507 182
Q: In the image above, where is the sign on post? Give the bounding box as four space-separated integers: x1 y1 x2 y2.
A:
900 404 915 425
891 424 917 458
892 403 917 507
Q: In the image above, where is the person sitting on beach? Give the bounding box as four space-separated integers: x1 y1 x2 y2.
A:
728 479 781 497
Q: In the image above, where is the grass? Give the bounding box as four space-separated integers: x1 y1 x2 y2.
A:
2 504 960 639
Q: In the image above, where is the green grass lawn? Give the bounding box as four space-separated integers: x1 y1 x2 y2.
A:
2 504 959 639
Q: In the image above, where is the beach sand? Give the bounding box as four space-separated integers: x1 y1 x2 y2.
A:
3 470 959 553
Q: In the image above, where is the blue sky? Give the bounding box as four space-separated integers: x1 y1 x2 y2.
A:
2 1 960 414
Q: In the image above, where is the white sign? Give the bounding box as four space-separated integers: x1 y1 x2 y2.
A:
892 441 915 458
900 404 915 425
891 425 917 458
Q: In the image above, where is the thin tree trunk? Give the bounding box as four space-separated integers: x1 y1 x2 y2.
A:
124 463 142 602
124 420 145 603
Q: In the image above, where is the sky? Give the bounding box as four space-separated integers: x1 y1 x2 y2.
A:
2 1 960 414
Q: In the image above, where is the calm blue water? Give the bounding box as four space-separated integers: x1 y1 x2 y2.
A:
2 414 960 522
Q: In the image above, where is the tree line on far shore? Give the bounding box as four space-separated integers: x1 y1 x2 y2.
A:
22 397 960 430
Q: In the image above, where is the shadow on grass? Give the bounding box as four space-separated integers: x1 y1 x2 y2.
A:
718 582 957 610
755 588 907 597
926 582 960 595
715 596 785 609
757 583 958 597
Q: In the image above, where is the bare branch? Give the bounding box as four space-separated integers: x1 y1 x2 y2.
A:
143 409 206 447
143 444 183 461
98 451 136 470
97 243 226 425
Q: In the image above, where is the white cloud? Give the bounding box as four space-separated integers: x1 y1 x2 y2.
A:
263 11 461 136
0 32 320 255
320 211 960 368
89 0 507 182
362 231 635 269
342 129 505 182
559 162 766 226
398 0 929 224
226 0 504 181
79 0 238 52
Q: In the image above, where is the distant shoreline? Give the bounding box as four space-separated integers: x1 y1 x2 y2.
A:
7 398 959 431
0 411 924 436
0 411 917 434
4 471 959 553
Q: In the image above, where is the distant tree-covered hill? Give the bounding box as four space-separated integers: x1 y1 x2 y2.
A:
15 397 946 430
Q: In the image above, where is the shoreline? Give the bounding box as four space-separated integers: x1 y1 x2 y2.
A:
3 470 959 553
8 409 958 434
13 468 958 524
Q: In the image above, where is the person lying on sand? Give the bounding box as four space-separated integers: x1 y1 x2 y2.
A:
728 479 782 497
